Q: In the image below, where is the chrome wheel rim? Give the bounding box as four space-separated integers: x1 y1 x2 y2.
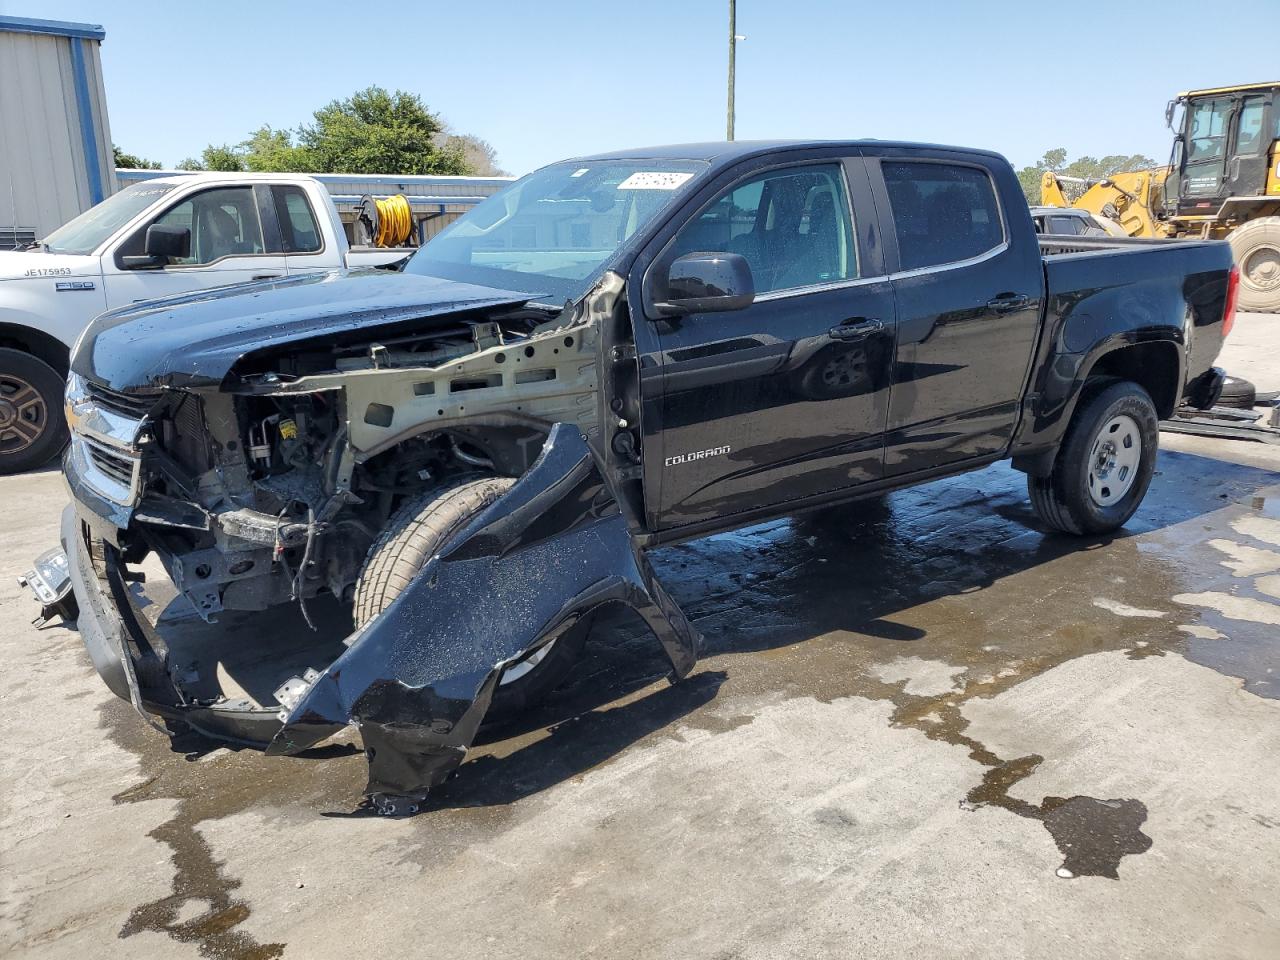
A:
820 348 866 390
0 374 47 455
501 641 553 685
1088 413 1142 507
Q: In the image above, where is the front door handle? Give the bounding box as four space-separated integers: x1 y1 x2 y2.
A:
252 272 284 280
987 294 1031 313
829 317 884 341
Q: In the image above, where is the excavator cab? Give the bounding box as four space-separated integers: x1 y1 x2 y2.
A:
1165 83 1280 218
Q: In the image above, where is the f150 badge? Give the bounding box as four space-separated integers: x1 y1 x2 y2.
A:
665 445 731 467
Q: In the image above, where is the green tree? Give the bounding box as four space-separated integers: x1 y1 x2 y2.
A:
1016 148 1157 204
240 125 312 172
1015 148 1067 202
297 86 467 175
176 144 246 172
112 144 161 169
436 127 509 177
180 87 497 176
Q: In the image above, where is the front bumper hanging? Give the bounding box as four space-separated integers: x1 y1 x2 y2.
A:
45 421 702 813
267 423 701 811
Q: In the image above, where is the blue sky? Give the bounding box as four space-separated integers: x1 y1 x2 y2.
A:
7 0 1276 176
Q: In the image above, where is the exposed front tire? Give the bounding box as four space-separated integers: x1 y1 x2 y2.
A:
0 348 68 475
1228 217 1280 313
352 474 587 716
1028 380 1159 535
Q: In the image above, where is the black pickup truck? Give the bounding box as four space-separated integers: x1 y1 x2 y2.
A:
45 140 1237 813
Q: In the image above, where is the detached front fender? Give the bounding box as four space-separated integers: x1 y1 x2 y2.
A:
267 423 700 807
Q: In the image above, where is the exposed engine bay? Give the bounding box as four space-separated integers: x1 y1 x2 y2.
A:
105 278 620 626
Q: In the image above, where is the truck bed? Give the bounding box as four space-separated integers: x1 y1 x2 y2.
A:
1030 232 1234 439
1038 234 1222 257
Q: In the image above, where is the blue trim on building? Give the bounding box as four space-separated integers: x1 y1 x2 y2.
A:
68 38 104 205
0 15 105 41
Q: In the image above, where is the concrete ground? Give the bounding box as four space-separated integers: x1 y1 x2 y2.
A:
2 313 1278 959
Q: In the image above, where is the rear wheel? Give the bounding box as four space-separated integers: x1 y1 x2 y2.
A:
1028 380 1159 535
0 348 68 475
1228 217 1280 313
352 474 587 716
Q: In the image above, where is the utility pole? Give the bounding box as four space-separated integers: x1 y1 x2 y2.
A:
727 0 736 141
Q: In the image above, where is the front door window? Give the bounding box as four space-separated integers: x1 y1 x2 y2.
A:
668 164 856 293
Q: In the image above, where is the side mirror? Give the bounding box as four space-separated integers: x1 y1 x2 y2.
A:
653 251 755 317
121 224 190 268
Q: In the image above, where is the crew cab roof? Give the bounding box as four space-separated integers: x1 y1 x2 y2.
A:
122 171 321 187
568 139 1010 169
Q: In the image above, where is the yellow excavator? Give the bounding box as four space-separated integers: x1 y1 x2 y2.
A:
1041 81 1280 312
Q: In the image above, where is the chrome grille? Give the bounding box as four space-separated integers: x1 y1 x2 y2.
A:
66 373 149 507
84 381 162 419
71 435 141 504
85 440 136 486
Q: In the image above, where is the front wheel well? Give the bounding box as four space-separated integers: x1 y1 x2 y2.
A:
1085 342 1181 419
0 322 71 376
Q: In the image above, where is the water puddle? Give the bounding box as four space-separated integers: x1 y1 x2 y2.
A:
102 698 365 959
963 756 1152 879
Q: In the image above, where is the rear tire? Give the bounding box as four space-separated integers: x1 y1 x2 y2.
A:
1228 217 1280 313
352 474 587 717
1028 380 1159 535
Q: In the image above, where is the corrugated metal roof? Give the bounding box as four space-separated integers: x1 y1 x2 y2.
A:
0 15 105 41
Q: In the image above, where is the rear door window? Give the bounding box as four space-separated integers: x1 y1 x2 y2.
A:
271 185 322 253
881 161 1004 271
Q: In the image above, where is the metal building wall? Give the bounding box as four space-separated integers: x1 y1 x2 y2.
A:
0 16 114 247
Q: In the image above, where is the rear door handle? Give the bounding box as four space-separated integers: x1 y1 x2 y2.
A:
986 294 1030 313
829 318 884 341
252 273 284 280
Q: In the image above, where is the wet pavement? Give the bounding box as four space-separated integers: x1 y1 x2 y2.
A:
3 328 1280 956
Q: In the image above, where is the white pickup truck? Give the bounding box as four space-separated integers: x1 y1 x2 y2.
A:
0 172 409 472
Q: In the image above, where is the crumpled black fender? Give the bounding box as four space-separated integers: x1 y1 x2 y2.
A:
266 423 700 807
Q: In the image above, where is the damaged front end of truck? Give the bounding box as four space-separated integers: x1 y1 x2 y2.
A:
54 267 699 812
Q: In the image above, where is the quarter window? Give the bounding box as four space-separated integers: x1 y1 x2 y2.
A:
271 185 322 253
668 164 857 294
882 161 1003 271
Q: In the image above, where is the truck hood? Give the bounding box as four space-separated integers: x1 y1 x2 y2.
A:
71 269 536 392
0 249 101 282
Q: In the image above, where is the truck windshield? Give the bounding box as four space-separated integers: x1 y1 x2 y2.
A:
42 182 177 255
403 160 707 302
